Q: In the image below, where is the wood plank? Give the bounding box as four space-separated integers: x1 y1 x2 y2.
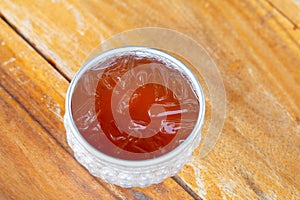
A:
0 87 118 199
1 0 300 199
1 0 299 81
0 20 193 199
177 0 300 198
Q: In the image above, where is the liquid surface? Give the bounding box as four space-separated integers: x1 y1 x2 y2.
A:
71 52 200 160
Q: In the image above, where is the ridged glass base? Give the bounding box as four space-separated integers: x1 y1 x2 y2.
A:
64 115 201 188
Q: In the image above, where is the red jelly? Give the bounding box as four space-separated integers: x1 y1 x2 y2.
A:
71 50 199 160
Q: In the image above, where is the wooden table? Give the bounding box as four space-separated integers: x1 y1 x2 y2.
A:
0 0 299 199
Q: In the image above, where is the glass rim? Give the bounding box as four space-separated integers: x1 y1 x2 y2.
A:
65 46 205 167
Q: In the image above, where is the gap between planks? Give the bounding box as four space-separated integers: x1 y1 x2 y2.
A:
0 15 71 82
0 14 200 200
264 0 299 30
0 84 124 199
173 175 203 200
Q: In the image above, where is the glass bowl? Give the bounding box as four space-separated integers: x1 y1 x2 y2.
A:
64 46 205 188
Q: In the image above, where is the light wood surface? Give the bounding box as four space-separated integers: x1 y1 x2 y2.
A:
0 19 193 200
0 0 299 199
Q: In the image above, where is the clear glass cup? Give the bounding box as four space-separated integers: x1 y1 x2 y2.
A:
64 46 205 188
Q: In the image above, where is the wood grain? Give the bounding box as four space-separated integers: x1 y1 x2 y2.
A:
1 0 300 199
0 19 193 200
267 0 300 29
0 86 119 200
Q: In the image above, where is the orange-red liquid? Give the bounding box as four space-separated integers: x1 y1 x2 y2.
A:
96 68 181 153
71 54 199 160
